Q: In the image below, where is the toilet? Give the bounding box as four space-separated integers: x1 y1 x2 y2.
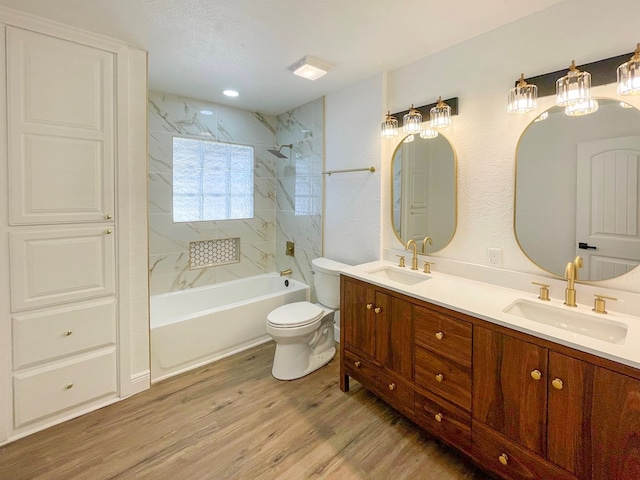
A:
266 257 349 380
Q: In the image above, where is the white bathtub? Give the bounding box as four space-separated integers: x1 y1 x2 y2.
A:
150 273 310 381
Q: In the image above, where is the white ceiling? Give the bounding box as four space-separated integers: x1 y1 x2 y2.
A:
0 0 566 115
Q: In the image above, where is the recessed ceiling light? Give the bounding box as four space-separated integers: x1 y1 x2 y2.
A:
287 56 332 81
200 110 213 115
223 89 239 97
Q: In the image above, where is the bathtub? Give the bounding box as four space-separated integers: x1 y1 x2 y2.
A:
150 273 310 381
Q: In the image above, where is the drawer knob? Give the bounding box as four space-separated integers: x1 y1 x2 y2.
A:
388 383 396 391
530 369 542 381
65 383 74 390
435 373 444 383
366 303 374 310
374 307 381 314
499 453 509 466
434 413 443 423
64 330 73 336
354 361 361 368
105 229 113 235
552 378 564 390
435 331 444 340
105 214 113 220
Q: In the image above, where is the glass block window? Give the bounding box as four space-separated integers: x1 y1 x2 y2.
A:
173 137 254 222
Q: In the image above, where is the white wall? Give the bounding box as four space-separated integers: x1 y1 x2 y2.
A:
326 0 640 293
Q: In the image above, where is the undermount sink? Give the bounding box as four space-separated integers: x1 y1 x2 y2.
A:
366 266 430 286
503 299 628 345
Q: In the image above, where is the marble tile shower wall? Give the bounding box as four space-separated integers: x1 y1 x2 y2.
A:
275 98 324 301
148 91 278 295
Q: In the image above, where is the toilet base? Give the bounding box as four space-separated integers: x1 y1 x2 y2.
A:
271 343 336 381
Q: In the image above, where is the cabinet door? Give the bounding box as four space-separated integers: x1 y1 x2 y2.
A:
342 278 375 358
473 326 548 455
375 293 413 380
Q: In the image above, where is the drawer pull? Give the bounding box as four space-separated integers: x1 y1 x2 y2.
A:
388 383 396 391
435 373 444 382
105 214 113 220
374 307 382 314
552 378 564 390
64 330 73 336
354 361 361 368
499 453 509 466
435 331 444 340
366 303 374 310
105 229 113 235
64 383 74 390
530 369 542 381
434 413 443 423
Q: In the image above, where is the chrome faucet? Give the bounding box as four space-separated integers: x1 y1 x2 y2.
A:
405 240 419 270
564 255 583 307
421 236 433 254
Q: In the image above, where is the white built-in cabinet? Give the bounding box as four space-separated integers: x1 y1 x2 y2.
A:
0 8 147 443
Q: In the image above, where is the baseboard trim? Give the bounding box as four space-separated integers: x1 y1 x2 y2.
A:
128 370 150 396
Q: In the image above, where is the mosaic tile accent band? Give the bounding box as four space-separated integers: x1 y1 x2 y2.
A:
189 238 240 270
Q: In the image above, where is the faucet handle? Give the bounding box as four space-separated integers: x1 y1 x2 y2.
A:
423 261 434 274
396 255 406 268
531 282 550 301
593 294 617 314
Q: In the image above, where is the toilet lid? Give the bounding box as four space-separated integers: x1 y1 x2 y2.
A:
267 301 324 328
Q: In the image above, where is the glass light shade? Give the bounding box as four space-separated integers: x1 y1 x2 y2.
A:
617 44 640 95
430 97 451 128
403 134 415 143
565 98 599 117
419 128 439 139
381 111 399 138
620 101 633 109
556 60 591 107
507 74 538 114
534 111 549 122
403 105 422 134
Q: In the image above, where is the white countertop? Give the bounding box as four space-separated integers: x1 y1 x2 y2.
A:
341 260 640 370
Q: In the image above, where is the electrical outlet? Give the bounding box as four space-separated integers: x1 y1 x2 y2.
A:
488 248 502 267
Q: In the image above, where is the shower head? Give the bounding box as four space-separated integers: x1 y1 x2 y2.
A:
268 144 293 158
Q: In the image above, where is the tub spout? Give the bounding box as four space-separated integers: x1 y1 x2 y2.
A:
280 268 293 276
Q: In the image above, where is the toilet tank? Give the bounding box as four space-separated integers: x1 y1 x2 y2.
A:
312 257 350 309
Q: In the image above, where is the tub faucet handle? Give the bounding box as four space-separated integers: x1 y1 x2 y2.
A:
280 269 293 277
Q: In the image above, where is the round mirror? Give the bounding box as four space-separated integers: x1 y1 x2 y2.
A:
515 98 640 281
391 133 457 252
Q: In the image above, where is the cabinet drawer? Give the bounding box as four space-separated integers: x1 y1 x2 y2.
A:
415 388 471 453
13 348 117 428
414 306 471 367
415 346 471 411
472 421 577 480
13 297 117 369
344 350 414 419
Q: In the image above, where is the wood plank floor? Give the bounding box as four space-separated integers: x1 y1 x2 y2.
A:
0 343 491 480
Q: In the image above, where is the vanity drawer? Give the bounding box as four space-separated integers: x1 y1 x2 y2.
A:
415 387 471 453
13 297 117 369
472 421 577 480
345 350 414 419
414 306 472 367
13 348 117 428
415 345 471 411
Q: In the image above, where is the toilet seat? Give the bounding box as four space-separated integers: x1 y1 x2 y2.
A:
267 301 324 328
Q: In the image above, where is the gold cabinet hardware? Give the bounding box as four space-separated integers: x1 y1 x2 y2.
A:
105 229 112 235
435 331 444 340
396 255 406 267
366 303 374 310
65 383 74 390
374 307 381 314
530 369 542 381
552 378 564 390
531 282 550 301
434 413 443 423
499 453 509 466
105 214 112 220
388 383 396 391
64 330 73 336
593 294 617 314
435 373 444 382
354 361 361 368
423 261 434 274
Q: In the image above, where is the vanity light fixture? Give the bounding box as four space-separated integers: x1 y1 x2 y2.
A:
533 111 549 122
620 101 634 109
617 44 640 95
419 127 439 139
403 105 422 134
287 55 332 81
507 74 538 114
381 111 399 138
403 134 415 143
430 97 451 128
556 60 592 107
564 98 599 116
